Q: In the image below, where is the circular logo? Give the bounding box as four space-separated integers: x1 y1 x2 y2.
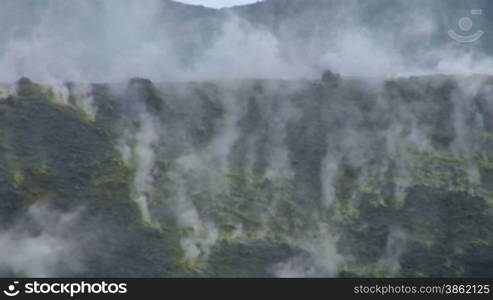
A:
458 17 473 31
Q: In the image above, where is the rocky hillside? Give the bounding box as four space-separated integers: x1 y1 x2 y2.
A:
2 0 492 82
1 74 492 277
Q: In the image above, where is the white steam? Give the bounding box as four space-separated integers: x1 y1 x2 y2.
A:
0 0 491 84
0 204 83 277
118 111 160 222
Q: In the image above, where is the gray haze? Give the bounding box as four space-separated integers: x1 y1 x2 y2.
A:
0 0 492 83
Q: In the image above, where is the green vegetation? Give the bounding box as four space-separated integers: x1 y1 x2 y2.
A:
1 76 493 277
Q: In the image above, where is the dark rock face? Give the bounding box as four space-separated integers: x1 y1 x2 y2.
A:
321 70 340 87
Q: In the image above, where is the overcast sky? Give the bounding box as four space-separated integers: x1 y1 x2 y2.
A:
174 0 264 9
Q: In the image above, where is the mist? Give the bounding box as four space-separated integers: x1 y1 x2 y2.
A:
0 0 492 84
0 204 84 277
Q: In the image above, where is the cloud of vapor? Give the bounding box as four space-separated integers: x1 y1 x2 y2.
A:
193 15 313 80
377 228 406 274
68 83 98 120
314 1 492 77
131 115 159 222
0 0 491 85
272 234 344 277
117 87 161 222
0 204 84 277
163 87 244 263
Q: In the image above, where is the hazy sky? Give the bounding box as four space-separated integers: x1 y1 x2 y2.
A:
174 0 264 9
